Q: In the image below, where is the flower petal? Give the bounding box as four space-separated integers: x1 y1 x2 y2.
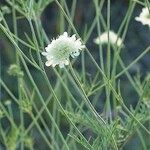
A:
45 61 52 66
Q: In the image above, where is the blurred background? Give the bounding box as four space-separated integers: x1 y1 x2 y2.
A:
0 0 150 149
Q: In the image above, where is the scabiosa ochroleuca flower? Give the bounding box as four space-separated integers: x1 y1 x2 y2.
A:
42 32 85 68
93 30 123 47
135 7 150 27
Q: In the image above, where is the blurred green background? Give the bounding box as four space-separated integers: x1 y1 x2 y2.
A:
0 0 150 149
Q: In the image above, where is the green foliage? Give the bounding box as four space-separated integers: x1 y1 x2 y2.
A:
0 0 150 149
6 127 20 150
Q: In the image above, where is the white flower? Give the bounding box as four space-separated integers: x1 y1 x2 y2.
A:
42 32 85 68
93 30 123 47
135 7 150 27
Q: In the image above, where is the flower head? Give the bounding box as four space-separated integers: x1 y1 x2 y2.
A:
4 100 11 106
7 64 24 77
42 32 85 68
19 99 32 114
93 30 123 47
135 7 150 27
